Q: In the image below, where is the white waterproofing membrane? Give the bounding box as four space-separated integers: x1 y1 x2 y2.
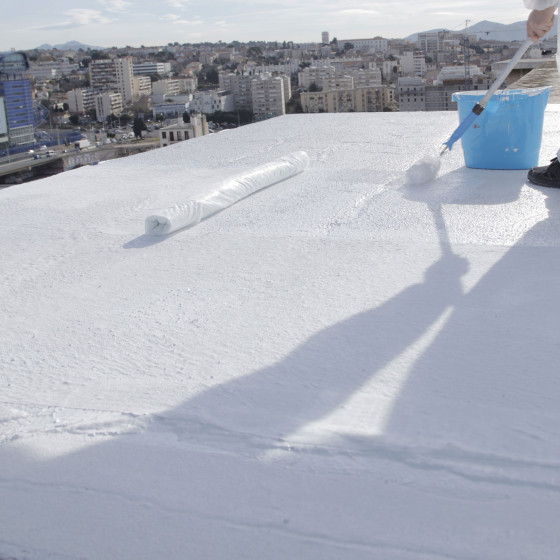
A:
145 150 310 235
3 110 560 560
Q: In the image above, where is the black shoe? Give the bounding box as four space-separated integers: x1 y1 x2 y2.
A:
527 157 560 188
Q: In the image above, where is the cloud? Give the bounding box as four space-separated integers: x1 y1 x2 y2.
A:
335 9 380 16
98 0 132 12
36 9 112 31
164 0 190 8
160 14 181 21
170 19 203 25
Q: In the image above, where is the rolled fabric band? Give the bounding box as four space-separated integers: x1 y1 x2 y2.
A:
145 151 310 236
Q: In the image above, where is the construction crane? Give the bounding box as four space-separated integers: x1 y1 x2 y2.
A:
464 19 472 89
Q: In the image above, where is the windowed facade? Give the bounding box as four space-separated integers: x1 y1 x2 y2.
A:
0 52 34 147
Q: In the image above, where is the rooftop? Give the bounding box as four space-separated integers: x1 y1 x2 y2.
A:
2 107 560 559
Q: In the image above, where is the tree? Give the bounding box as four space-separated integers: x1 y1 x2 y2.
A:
286 91 303 114
133 117 147 138
247 46 264 62
308 82 322 92
182 111 191 124
69 114 80 125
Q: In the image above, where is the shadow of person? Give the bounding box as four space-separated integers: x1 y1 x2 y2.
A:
380 186 560 467
145 250 469 451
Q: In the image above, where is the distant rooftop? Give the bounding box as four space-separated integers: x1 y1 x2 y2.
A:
509 59 560 102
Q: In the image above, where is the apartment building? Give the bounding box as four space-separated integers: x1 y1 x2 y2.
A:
300 86 394 113
133 62 172 76
399 51 427 77
114 57 135 103
28 58 80 80
349 68 382 88
67 88 96 115
89 57 136 104
298 66 336 89
95 91 123 121
152 102 188 120
219 73 290 118
397 77 425 111
134 76 152 99
416 31 464 56
248 63 300 76
151 79 181 103
322 75 354 91
218 73 253 112
188 90 234 114
89 59 116 93
338 37 388 53
251 75 290 119
177 77 198 93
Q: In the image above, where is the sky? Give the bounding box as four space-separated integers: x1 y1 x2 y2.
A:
0 0 533 51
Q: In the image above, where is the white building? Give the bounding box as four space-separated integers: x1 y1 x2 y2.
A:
349 68 382 88
300 85 395 113
0 97 8 146
133 62 172 76
134 76 152 99
188 90 235 114
417 31 464 55
399 51 427 77
152 102 188 120
249 63 300 76
322 75 354 91
338 37 388 53
95 92 123 121
114 57 135 103
397 77 426 111
28 59 79 80
151 79 181 103
159 115 209 148
298 66 337 89
67 88 97 115
218 73 254 112
435 65 483 86
251 75 290 119
89 57 136 104
218 72 290 118
177 77 198 93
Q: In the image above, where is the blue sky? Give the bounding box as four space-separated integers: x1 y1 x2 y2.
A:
1 0 532 51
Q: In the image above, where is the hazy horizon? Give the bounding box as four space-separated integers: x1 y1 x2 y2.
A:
0 0 533 52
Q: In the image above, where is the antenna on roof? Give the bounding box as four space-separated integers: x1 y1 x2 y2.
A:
464 19 471 89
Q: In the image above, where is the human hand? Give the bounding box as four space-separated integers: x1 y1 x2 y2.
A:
527 6 556 41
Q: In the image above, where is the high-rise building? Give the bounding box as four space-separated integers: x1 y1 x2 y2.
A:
89 57 136 104
219 72 291 117
95 92 123 122
67 88 96 115
322 31 329 45
0 51 34 148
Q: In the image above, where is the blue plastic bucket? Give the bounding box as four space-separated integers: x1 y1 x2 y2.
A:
452 87 550 169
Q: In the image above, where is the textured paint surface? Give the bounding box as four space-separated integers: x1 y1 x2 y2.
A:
1 110 560 560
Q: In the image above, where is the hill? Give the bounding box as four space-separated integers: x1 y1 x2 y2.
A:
406 18 556 42
36 40 104 51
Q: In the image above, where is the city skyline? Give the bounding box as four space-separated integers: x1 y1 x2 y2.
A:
1 0 533 52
